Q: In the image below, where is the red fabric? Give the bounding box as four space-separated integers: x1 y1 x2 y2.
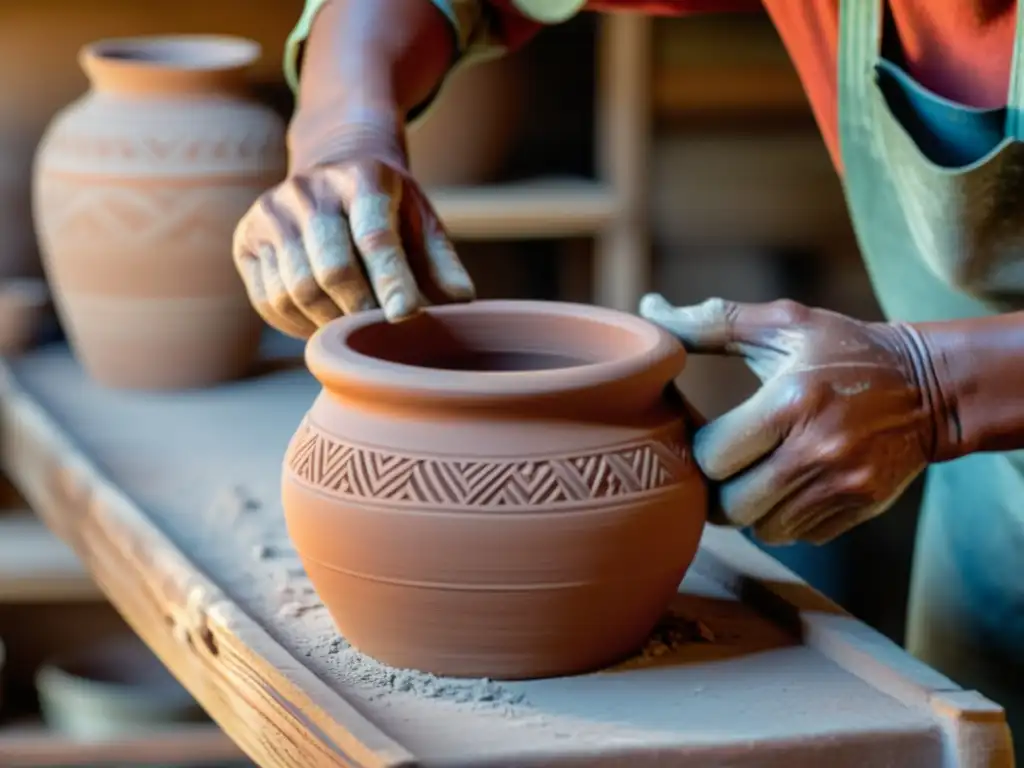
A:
484 0 1017 171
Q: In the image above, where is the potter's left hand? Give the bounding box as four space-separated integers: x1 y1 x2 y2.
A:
640 294 940 545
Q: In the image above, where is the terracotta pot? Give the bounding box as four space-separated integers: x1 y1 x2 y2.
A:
282 300 707 680
32 35 286 390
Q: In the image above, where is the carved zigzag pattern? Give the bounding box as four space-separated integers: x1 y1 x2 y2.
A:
44 128 284 165
286 424 689 508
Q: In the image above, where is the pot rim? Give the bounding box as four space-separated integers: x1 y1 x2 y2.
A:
79 34 261 75
306 299 686 407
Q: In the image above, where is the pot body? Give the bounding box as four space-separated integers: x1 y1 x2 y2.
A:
32 36 286 389
282 301 707 680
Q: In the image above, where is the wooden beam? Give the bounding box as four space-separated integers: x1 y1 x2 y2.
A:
594 14 652 312
428 178 615 240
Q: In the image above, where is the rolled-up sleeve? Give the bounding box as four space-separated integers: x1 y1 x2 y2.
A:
284 0 554 96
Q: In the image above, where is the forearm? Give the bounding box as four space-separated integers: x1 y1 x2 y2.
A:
910 312 1024 460
288 0 457 167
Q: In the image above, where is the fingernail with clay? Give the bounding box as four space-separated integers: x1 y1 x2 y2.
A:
445 273 476 300
384 292 416 321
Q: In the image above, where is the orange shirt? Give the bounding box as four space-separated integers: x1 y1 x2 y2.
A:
490 1 1017 169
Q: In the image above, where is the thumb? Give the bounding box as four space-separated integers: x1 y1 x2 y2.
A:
640 293 751 354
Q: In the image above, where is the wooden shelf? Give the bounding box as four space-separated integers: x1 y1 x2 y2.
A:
0 513 100 603
428 178 616 240
0 720 244 767
653 66 809 120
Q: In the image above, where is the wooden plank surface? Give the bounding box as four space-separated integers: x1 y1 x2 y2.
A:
0 341 1008 767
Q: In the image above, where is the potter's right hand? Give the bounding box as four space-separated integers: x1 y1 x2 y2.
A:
232 128 475 338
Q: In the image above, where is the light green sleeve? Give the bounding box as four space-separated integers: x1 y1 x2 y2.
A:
283 0 514 97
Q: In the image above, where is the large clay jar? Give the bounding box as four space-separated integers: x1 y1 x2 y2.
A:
282 300 708 680
32 36 286 389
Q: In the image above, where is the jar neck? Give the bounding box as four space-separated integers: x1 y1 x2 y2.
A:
79 36 259 98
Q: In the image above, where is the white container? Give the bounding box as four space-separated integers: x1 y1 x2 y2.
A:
36 634 202 740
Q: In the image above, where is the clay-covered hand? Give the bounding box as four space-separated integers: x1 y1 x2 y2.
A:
233 125 475 338
640 293 941 545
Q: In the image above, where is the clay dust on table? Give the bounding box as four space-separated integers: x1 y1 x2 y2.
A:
308 634 529 707
635 612 717 662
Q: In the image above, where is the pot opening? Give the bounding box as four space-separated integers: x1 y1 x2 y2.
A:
87 36 260 71
345 308 648 374
310 301 685 407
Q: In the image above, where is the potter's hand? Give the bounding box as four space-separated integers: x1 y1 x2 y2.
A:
640 294 939 545
233 127 475 338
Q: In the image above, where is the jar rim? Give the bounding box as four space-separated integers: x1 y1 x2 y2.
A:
306 300 686 409
81 35 261 72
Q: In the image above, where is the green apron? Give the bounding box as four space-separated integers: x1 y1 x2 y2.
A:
839 0 1024 741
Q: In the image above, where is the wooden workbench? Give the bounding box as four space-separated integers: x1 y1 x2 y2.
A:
0 339 1013 768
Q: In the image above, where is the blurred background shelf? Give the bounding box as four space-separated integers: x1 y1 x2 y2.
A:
0 719 244 767
429 178 616 240
0 513 99 604
0 474 99 605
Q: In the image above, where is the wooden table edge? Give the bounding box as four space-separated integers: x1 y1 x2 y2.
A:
0 360 418 768
693 526 1014 764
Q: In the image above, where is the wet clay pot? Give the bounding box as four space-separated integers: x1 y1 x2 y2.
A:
32 35 286 390
282 300 708 680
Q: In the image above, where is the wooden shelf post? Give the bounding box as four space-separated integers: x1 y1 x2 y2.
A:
594 13 653 311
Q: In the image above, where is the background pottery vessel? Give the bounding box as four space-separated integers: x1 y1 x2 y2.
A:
282 300 708 680
407 53 526 187
36 633 203 740
32 35 286 390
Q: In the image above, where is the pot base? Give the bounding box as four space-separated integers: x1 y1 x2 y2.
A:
301 556 692 681
58 294 263 390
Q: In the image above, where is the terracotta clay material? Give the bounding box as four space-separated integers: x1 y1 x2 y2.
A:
282 300 708 680
32 35 286 390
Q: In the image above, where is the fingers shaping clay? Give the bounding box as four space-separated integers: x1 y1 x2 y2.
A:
282 299 708 679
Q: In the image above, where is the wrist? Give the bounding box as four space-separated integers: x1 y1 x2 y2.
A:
907 312 1024 461
289 0 455 173
891 322 966 462
287 103 407 173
